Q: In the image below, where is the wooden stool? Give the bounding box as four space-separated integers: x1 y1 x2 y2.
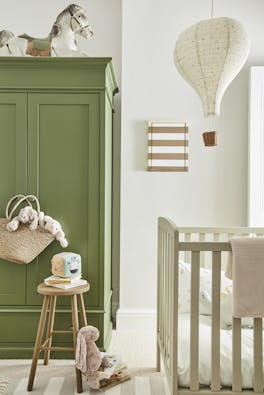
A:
27 282 90 393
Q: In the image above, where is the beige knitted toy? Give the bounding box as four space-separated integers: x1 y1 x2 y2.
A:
75 326 109 389
6 206 39 232
39 213 68 248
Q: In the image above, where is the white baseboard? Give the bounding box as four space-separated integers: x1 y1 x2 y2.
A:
116 309 156 331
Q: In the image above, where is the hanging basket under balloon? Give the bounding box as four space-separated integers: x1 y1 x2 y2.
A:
202 131 218 147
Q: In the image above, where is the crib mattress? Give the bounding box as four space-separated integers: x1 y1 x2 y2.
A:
178 314 262 389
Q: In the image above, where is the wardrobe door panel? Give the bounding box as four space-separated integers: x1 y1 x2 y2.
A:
26 93 100 307
0 93 27 305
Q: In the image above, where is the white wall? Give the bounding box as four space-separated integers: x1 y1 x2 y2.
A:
248 67 264 226
118 0 264 330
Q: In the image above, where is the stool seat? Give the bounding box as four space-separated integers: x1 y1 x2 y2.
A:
37 282 90 296
27 282 89 393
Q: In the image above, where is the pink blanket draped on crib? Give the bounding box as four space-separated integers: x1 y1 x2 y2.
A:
225 237 264 318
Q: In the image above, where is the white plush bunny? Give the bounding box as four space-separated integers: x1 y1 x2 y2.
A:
40 214 68 248
7 206 39 232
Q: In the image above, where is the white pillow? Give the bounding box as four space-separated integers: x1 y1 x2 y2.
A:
178 261 257 328
200 283 254 329
219 288 254 329
178 261 232 315
199 271 233 315
178 261 191 313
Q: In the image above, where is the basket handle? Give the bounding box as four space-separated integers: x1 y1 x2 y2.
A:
6 195 32 219
6 194 40 219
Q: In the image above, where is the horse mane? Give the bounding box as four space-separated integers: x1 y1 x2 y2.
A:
50 4 82 37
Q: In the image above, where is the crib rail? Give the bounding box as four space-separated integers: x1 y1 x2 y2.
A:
180 227 264 267
157 218 264 395
157 217 179 393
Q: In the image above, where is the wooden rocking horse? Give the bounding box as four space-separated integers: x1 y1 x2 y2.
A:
0 4 93 57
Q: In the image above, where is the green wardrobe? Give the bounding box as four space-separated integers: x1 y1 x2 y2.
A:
0 57 118 357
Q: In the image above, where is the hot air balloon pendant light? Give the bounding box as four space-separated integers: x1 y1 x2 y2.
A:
173 0 250 146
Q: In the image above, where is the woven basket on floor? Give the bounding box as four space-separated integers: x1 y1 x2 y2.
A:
0 195 54 264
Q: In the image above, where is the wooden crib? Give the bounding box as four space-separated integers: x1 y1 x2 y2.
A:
157 217 264 395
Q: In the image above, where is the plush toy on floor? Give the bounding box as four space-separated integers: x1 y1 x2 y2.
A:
39 213 68 248
6 206 39 232
75 325 109 390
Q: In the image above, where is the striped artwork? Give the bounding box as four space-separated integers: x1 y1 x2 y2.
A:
148 121 189 172
2 372 168 395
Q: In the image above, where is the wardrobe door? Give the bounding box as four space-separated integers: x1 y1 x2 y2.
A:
26 93 101 308
0 93 27 305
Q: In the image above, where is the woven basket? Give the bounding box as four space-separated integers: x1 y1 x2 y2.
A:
202 131 218 147
0 195 54 264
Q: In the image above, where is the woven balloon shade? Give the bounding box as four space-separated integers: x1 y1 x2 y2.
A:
174 17 250 116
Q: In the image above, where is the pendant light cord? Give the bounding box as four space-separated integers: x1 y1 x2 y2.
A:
211 0 214 18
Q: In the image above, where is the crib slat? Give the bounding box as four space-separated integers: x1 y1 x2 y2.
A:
165 232 169 359
157 226 161 371
199 232 205 267
254 318 263 392
184 232 191 262
199 233 205 240
232 317 242 392
211 251 221 392
190 251 200 391
166 233 171 358
168 234 172 367
213 233 220 241
172 231 179 395
162 230 165 352
167 233 172 364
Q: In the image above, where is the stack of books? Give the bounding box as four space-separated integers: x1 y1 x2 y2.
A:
99 366 130 389
83 354 130 390
44 274 87 289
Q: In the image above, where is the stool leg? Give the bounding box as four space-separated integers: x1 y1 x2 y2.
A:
44 295 57 366
71 294 83 393
77 294 87 327
27 295 49 391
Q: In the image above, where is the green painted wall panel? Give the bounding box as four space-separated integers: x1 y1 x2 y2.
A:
0 311 102 358
26 93 101 309
0 94 27 305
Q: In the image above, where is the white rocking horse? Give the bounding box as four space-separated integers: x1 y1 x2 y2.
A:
0 4 93 57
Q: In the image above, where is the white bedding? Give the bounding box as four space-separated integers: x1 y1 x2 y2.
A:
178 314 262 389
